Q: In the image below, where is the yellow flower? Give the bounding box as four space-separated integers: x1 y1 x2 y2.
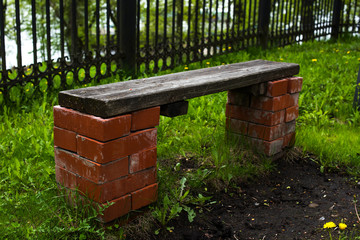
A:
312 59 317 62
184 66 189 70
347 51 350 54
339 223 347 230
280 58 284 61
336 49 339 52
358 58 360 61
206 62 210 65
323 222 336 229
222 48 226 51
228 46 231 50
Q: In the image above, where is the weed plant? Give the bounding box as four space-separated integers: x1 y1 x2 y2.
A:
0 36 359 239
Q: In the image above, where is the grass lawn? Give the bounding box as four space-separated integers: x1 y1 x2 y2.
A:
0 36 359 239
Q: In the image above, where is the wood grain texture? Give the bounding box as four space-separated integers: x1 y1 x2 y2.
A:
59 60 300 118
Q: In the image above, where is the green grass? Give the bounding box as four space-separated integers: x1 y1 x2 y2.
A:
1 36 360 239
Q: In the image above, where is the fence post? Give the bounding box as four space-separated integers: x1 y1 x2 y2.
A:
258 0 271 49
353 65 360 110
119 0 137 75
331 0 342 39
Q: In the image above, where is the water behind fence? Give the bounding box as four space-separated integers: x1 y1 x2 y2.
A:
0 0 359 99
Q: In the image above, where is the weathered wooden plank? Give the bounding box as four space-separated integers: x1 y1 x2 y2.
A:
59 60 299 118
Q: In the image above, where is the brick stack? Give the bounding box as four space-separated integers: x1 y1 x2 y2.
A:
226 77 303 157
53 106 160 223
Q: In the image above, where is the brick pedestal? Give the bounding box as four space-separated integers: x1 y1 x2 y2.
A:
226 77 302 156
54 106 160 222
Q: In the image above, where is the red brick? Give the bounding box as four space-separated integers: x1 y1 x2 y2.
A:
131 183 158 210
250 94 292 112
54 127 77 152
55 148 128 183
75 167 156 203
266 79 288 97
77 175 128 203
131 107 160 131
77 128 157 163
100 194 131 223
289 93 300 106
247 123 285 141
226 104 284 126
129 147 157 173
54 106 78 131
226 118 248 135
287 77 303 93
285 105 299 122
227 90 250 106
127 167 157 193
283 132 296 148
285 120 296 135
54 105 131 142
55 166 77 189
250 138 284 156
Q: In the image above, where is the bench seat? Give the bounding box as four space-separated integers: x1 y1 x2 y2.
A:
59 60 299 118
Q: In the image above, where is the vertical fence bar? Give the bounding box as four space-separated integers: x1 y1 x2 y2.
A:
242 0 246 48
153 0 159 72
214 0 219 51
353 0 358 33
171 0 176 67
71 0 78 61
15 0 22 69
84 0 89 53
164 0 168 51
0 0 7 88
106 0 111 47
136 0 141 72
46 0 51 63
145 0 150 71
194 0 199 60
220 0 225 52
258 0 271 49
279 0 284 46
187 0 191 62
96 0 100 57
331 0 342 39
247 0 251 47
236 0 242 49
287 0 292 44
120 0 137 74
31 0 37 66
252 0 257 46
225 0 231 50
201 0 206 59
60 0 64 60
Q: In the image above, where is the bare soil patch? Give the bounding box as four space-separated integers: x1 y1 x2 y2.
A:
147 153 360 240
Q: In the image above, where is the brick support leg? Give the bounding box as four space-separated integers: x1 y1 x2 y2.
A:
53 106 160 222
226 77 303 157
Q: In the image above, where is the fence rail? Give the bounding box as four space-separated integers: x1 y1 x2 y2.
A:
0 0 359 100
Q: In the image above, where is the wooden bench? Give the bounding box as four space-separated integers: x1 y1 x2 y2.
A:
54 60 301 222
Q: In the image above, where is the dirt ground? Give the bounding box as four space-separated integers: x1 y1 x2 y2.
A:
145 152 360 240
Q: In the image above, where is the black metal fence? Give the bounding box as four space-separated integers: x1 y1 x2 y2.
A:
0 0 359 100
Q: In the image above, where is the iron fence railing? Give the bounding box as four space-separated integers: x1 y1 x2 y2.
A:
0 0 359 99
